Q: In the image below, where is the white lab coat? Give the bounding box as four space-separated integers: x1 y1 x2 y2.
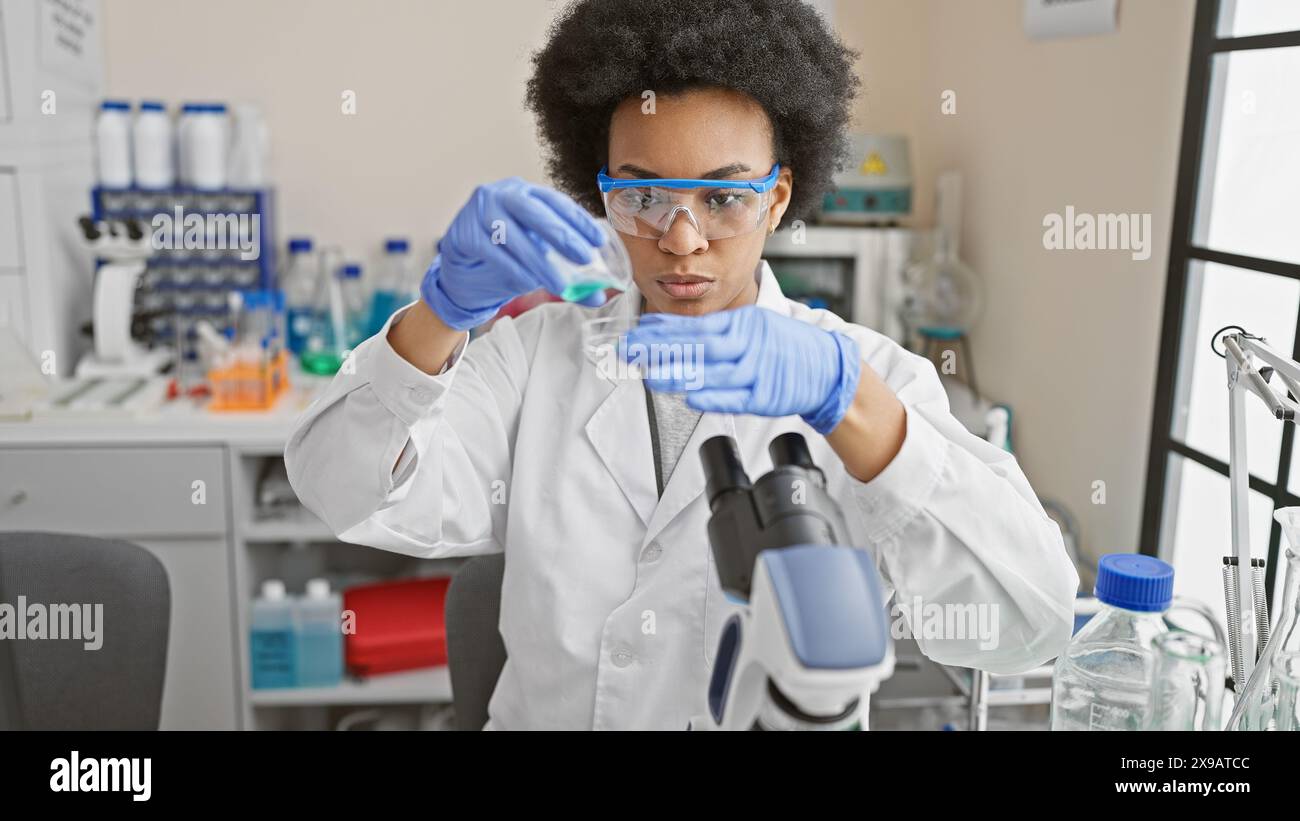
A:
285 260 1079 730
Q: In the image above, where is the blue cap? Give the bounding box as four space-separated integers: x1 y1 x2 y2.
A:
100 100 131 111
207 103 228 114
288 237 313 253
140 100 166 111
241 289 274 310
181 103 205 113
385 238 410 254
1094 554 1174 612
341 264 362 279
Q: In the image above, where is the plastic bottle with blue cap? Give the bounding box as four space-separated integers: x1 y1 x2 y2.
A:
133 100 174 189
338 263 368 347
1050 553 1174 730
367 237 416 338
282 237 318 355
95 100 133 188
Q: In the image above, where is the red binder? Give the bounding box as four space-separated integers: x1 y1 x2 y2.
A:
343 577 450 676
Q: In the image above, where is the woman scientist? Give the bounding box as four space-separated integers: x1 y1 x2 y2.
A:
286 0 1079 730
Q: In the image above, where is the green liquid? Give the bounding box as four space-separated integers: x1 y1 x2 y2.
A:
562 281 613 303
300 351 345 375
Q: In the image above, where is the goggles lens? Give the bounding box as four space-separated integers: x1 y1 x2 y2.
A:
597 165 779 241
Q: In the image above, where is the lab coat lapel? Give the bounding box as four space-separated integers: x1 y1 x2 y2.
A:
584 289 658 529
642 261 794 544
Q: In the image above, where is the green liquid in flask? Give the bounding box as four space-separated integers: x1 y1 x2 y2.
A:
561 281 611 303
300 351 346 375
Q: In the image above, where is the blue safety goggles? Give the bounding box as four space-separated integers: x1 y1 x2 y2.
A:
596 164 781 241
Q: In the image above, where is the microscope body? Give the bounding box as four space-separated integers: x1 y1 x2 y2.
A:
694 432 895 730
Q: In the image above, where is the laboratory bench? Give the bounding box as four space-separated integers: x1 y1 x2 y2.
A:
0 384 459 731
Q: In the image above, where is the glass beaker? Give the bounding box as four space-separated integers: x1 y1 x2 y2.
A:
581 314 639 382
547 221 633 303
1225 506 1300 730
1275 652 1300 731
1147 631 1225 730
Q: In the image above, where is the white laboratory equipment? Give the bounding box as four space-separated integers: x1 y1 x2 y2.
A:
1212 328 1300 708
95 100 133 189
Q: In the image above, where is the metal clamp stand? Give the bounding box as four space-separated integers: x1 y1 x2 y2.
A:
1217 329 1298 689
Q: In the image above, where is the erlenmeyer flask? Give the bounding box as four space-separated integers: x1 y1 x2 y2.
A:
1225 507 1300 730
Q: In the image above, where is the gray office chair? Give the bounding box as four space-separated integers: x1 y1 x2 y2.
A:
445 553 507 731
0 531 170 730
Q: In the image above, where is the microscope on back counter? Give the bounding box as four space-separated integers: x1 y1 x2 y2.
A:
691 432 895 730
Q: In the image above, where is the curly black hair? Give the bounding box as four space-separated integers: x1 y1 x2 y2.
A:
525 0 860 222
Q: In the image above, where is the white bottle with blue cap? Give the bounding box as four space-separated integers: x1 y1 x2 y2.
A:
132 100 174 189
1050 553 1174 730
95 100 133 188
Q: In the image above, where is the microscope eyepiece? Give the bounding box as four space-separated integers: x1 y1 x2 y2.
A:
769 432 815 471
701 435 751 508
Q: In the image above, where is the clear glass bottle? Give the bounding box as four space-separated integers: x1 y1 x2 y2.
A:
1051 554 1174 731
1225 507 1300 730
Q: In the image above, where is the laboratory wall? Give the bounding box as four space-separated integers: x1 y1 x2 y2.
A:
102 0 560 263
837 0 1197 567
100 0 1198 565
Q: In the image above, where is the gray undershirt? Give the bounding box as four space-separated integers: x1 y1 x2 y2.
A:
645 388 703 497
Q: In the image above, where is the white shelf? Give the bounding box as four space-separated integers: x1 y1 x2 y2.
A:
249 666 452 706
244 508 337 543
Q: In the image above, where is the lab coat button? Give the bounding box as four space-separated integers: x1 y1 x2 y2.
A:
612 648 634 668
641 541 663 562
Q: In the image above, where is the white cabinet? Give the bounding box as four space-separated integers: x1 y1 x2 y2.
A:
0 444 239 729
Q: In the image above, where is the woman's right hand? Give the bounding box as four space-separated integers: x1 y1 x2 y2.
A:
420 178 608 330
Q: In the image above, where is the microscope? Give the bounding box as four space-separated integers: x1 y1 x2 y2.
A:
692 432 895 730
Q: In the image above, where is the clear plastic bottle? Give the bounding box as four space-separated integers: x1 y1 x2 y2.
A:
281 237 318 356
250 579 297 690
368 237 415 337
296 578 343 688
338 263 368 346
1050 554 1174 731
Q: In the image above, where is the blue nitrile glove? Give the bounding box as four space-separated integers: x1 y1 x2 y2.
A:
421 178 608 330
624 306 863 434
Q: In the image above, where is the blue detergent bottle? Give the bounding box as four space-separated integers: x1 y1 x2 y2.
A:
296 578 344 687
250 579 297 689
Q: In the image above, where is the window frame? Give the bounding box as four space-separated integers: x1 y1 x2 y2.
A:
1141 0 1300 606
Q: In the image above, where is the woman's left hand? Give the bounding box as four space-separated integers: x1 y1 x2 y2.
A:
623 305 862 434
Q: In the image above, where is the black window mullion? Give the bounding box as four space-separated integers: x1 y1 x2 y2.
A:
1140 0 1222 555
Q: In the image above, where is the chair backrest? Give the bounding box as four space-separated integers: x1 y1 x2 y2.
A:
0 531 170 730
445 553 507 731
